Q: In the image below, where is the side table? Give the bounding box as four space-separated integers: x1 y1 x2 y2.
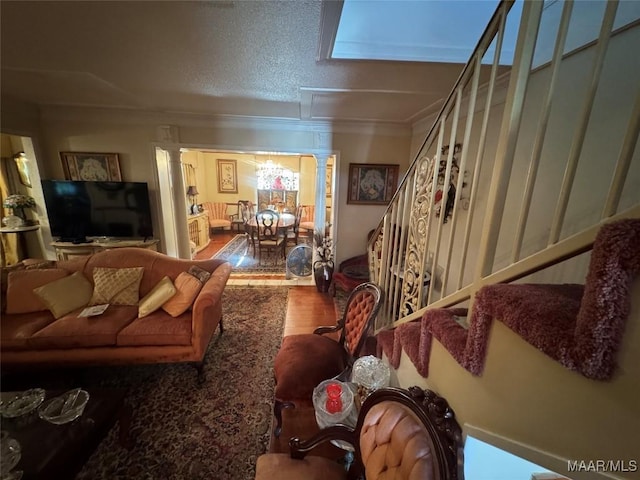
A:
0 225 40 262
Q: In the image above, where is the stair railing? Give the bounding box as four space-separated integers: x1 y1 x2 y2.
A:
369 0 640 331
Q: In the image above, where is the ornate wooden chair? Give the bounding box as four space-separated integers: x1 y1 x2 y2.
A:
229 200 254 232
272 282 382 437
255 209 285 264
256 386 464 480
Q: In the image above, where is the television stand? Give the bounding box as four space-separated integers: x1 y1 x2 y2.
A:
51 239 159 261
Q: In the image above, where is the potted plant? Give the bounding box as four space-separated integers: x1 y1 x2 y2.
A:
313 230 334 293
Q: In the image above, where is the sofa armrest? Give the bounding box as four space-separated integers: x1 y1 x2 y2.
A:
191 261 232 356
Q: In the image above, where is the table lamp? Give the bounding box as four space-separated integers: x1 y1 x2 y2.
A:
187 185 199 214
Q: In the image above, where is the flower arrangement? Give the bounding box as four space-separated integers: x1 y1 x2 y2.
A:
314 230 334 264
3 194 35 210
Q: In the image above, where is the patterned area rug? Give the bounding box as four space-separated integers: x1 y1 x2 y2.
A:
6 286 288 480
213 234 284 276
213 234 311 276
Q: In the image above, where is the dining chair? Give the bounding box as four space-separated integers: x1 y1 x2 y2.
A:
255 209 286 264
285 205 304 250
299 205 315 238
272 282 382 438
230 200 253 233
256 386 464 480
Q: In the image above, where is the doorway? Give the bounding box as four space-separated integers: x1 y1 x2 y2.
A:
165 148 336 258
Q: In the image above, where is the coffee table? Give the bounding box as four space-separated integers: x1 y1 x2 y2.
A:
1 388 132 480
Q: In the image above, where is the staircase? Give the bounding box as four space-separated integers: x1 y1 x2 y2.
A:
368 1 640 477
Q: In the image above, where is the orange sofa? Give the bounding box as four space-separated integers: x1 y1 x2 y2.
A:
1 248 232 376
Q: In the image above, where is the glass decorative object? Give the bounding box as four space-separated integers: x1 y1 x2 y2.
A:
312 379 356 429
0 431 21 478
1 216 24 228
325 382 343 414
0 389 45 418
352 355 391 399
38 388 89 425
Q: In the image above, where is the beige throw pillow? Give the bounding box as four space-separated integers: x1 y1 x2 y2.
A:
138 276 177 318
33 271 93 319
162 272 204 317
89 267 144 306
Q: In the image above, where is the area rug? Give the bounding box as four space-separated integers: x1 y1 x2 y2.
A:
8 286 289 480
213 234 311 277
212 234 285 276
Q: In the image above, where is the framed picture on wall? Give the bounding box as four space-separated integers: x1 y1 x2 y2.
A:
60 152 122 181
217 159 238 194
347 163 399 205
326 165 332 198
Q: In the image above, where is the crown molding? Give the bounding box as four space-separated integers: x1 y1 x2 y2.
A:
37 105 411 137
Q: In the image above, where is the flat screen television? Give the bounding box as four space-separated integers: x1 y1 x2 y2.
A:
41 180 154 243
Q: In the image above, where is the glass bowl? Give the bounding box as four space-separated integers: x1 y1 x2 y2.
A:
351 355 390 398
38 389 89 425
312 379 356 429
0 389 45 418
0 431 21 475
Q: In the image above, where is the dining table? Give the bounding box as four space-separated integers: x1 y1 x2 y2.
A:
245 212 296 230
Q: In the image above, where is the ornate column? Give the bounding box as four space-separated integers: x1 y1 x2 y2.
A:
167 148 192 259
314 153 330 236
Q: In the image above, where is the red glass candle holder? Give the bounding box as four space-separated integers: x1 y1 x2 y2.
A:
325 382 343 413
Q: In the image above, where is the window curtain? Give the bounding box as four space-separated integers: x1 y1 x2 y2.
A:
0 158 19 265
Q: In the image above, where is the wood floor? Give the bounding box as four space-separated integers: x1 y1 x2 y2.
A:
201 232 344 459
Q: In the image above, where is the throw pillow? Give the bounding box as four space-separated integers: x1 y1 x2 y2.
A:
162 271 204 317
138 276 177 318
5 268 70 314
89 267 144 306
188 265 211 283
33 271 93 319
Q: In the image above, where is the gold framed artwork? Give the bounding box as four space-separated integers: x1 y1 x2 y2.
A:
61 152 122 181
325 165 333 198
217 159 238 194
347 163 399 205
13 152 32 187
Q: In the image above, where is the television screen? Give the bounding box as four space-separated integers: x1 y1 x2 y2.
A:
41 180 153 242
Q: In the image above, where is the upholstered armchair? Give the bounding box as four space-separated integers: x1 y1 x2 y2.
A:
272 282 382 437
256 386 464 480
202 202 231 233
299 205 315 236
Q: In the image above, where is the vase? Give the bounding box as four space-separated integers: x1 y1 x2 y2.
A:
313 260 334 293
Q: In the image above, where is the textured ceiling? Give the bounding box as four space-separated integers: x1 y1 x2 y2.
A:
0 0 469 125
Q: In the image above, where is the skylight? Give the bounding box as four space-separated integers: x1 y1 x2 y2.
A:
332 0 502 63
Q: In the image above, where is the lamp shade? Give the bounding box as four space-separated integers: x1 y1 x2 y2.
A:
186 185 199 196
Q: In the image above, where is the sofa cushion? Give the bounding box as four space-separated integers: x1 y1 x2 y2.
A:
162 272 203 317
89 267 144 306
33 271 93 319
29 305 138 349
117 310 192 346
0 311 58 350
5 269 70 314
138 276 176 318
